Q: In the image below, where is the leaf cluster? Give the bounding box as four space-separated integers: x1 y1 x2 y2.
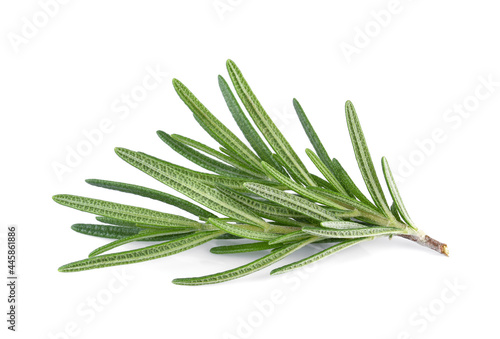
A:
54 60 420 285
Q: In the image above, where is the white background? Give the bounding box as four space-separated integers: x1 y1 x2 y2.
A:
1 1 499 338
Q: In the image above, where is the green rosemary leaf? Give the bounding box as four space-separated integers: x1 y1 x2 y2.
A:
293 99 330 162
192 114 233 156
268 230 311 245
74 223 187 242
216 233 243 240
95 216 139 227
216 186 305 219
218 75 285 174
95 217 196 235
382 157 416 229
244 182 339 222
320 220 370 229
272 153 305 185
71 223 142 239
133 152 287 192
88 230 192 257
345 101 393 218
226 60 316 186
270 238 372 275
58 231 224 272
172 78 263 171
331 158 377 208
86 179 217 219
305 149 345 193
306 187 385 220
115 148 270 229
208 218 279 241
218 146 252 167
294 99 346 193
170 134 266 178
333 209 362 218
268 217 313 228
52 195 203 229
172 236 318 286
391 203 404 223
309 173 336 191
303 226 402 238
210 242 281 254
157 131 259 179
260 162 348 210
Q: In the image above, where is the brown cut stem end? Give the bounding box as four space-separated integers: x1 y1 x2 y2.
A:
398 234 449 256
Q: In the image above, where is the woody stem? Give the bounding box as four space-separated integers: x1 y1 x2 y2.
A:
397 233 449 256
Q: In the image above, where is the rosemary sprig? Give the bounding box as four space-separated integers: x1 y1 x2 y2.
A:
54 60 448 285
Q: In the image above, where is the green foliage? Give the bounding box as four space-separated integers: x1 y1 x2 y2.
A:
54 60 436 285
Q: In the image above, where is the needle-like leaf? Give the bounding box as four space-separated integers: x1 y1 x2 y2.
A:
83 220 192 242
172 236 318 286
320 221 370 229
157 131 259 178
71 223 143 239
331 158 377 208
59 231 224 272
95 216 139 227
216 185 305 219
86 179 217 219
53 195 203 229
345 101 393 218
173 78 263 171
294 99 346 194
218 75 285 174
306 186 390 226
115 148 270 229
261 161 348 210
88 230 192 257
307 187 378 217
137 150 284 192
382 157 417 229
244 182 340 222
309 173 337 191
391 203 404 223
303 226 402 238
208 218 280 241
268 231 311 245
210 242 281 254
272 153 307 185
305 148 346 193
270 238 372 275
170 134 266 178
226 60 316 186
